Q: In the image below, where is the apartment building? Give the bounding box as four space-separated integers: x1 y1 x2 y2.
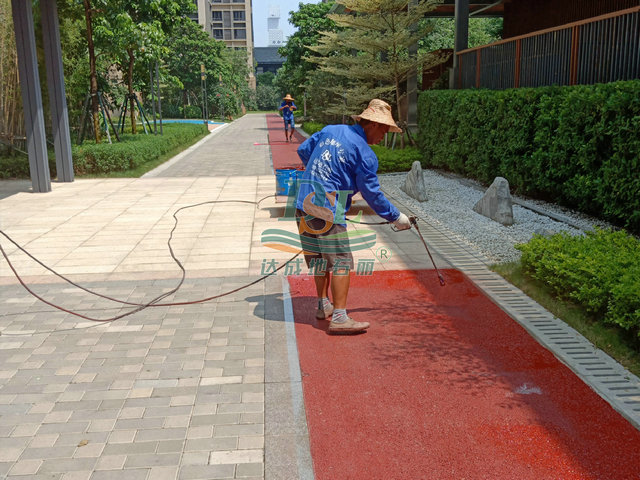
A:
211 0 256 88
189 0 212 34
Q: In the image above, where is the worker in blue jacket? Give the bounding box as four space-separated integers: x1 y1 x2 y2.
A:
279 94 297 142
295 99 411 334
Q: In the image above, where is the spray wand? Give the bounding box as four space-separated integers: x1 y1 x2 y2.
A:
409 216 446 286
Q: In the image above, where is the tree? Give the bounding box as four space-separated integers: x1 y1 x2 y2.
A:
94 0 194 134
310 0 441 132
255 72 280 111
276 1 339 101
164 17 227 117
419 17 503 52
81 0 104 141
0 0 22 152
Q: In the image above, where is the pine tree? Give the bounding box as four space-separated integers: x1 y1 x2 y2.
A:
309 0 442 130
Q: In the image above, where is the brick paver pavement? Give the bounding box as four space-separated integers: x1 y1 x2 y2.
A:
1 114 433 479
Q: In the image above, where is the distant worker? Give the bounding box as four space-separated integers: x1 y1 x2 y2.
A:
279 94 297 142
295 99 411 335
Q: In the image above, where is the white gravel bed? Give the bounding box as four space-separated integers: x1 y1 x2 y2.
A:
379 170 611 265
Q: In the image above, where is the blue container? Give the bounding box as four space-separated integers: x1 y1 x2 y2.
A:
275 169 301 197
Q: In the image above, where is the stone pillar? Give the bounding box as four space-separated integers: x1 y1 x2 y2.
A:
11 0 51 192
41 0 74 182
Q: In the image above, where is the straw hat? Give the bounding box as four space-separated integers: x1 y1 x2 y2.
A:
282 94 295 101
351 99 402 133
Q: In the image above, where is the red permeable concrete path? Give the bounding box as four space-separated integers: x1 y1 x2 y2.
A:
287 269 640 479
266 113 306 170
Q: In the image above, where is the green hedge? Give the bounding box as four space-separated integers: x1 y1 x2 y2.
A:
300 122 325 135
371 145 422 173
0 124 207 178
0 154 57 179
418 80 640 233
516 229 640 337
72 123 207 174
300 123 422 173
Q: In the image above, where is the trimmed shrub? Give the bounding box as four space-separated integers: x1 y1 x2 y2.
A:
516 229 640 337
72 124 207 175
0 155 57 179
371 145 423 173
418 80 640 233
300 122 325 135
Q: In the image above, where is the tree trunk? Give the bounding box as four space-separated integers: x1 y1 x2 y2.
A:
127 49 136 134
182 89 187 118
82 0 100 143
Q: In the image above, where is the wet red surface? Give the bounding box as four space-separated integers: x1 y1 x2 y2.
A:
288 269 640 480
266 113 305 170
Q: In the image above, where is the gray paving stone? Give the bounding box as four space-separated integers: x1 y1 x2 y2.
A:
215 424 263 437
184 436 238 452
124 452 180 468
237 463 264 478
90 469 149 480
38 457 98 473
178 464 236 480
156 440 185 454
134 428 186 442
190 413 241 427
18 446 76 460
114 418 164 430
102 442 157 456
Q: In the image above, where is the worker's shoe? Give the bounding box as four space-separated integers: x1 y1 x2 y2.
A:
316 303 334 320
328 316 369 335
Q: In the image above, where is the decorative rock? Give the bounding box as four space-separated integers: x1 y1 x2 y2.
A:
401 161 428 202
473 177 514 226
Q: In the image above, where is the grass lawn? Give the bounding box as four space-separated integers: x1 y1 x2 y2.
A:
493 261 640 377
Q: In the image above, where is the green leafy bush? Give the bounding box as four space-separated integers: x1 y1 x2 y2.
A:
0 154 56 179
183 105 202 119
300 122 325 135
418 80 640 233
72 124 207 175
516 229 640 336
371 145 423 173
161 103 182 118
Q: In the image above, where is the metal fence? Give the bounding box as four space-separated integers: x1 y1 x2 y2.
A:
457 6 640 89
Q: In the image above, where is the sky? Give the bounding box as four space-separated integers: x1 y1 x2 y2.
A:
252 1 323 47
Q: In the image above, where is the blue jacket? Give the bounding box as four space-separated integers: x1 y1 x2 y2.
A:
295 124 400 226
280 101 296 120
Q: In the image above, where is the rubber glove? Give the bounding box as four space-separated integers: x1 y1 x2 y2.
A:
393 213 412 231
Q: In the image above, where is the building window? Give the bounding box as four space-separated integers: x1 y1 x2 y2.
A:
212 11 222 21
233 11 245 21
234 22 245 28
234 28 246 39
212 29 223 39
